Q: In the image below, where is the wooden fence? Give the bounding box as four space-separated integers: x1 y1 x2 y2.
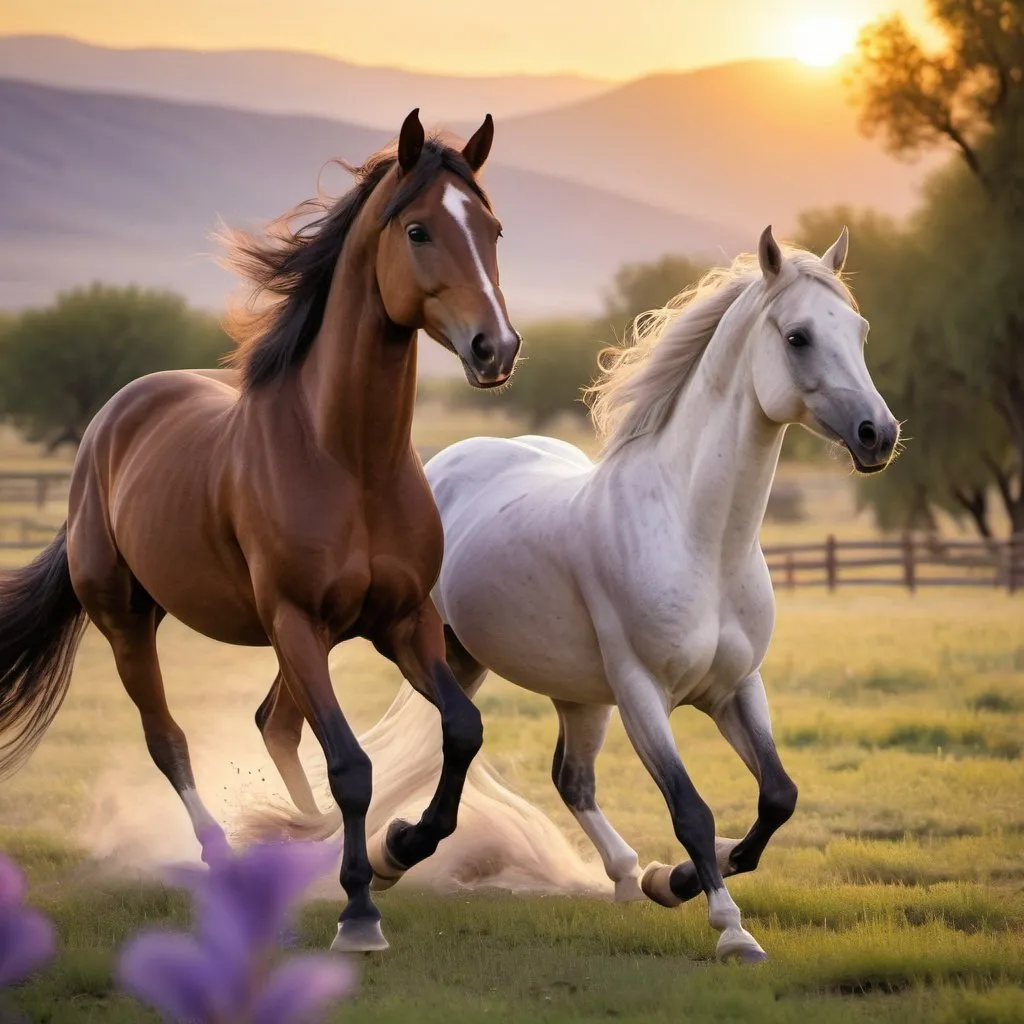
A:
0 516 64 549
764 534 1024 594
0 470 71 509
0 469 1019 593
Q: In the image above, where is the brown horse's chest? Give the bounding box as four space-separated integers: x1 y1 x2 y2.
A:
357 490 442 622
280 478 441 641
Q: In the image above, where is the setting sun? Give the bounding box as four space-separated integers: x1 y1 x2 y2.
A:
790 16 858 67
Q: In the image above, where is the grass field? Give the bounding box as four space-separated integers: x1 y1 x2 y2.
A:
0 418 1022 1022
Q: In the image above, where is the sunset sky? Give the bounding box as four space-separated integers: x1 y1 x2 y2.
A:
2 0 932 79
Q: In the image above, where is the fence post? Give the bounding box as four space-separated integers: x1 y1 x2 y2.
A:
902 531 916 594
1011 534 1022 596
785 552 795 591
825 534 837 592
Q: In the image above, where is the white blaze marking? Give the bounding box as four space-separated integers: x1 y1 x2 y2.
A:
441 183 513 342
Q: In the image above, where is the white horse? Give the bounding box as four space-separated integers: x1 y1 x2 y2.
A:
256 227 899 962
366 226 899 962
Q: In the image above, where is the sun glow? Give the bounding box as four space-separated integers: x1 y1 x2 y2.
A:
790 16 858 67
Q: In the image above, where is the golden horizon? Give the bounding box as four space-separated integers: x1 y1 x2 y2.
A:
0 1 930 81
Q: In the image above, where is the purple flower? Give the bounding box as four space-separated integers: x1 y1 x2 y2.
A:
118 839 356 1024
0 854 57 987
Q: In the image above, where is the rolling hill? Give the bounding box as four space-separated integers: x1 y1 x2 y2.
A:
0 79 743 375
475 59 939 232
0 37 938 234
0 35 612 129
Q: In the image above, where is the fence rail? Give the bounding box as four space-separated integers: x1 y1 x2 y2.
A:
0 470 1019 593
764 534 1024 593
0 469 72 509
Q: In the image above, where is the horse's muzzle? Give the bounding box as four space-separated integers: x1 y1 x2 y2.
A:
461 329 521 389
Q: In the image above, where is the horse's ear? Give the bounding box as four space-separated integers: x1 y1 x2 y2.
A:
398 108 425 173
462 113 494 173
758 225 783 281
821 226 849 275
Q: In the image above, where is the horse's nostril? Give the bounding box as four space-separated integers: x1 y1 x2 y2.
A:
857 420 878 449
471 333 495 364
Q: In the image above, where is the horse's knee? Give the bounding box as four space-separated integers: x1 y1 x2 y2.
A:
441 699 483 764
760 776 798 828
327 749 373 816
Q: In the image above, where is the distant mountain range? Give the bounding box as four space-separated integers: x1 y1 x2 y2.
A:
0 35 612 128
479 59 940 232
0 37 944 376
0 78 741 374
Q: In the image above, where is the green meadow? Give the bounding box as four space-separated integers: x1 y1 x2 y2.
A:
0 420 1021 1023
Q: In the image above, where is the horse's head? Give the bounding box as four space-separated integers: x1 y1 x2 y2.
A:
750 226 899 474
375 110 521 389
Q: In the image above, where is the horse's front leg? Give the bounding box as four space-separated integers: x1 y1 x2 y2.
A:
268 603 386 952
609 656 767 963
367 601 484 890
708 672 798 876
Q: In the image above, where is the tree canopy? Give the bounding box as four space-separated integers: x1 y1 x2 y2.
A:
602 255 709 339
0 285 230 450
839 0 1024 538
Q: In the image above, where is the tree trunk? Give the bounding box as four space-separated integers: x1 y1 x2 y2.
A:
952 485 993 541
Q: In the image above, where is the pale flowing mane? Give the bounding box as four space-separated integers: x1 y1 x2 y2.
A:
587 248 856 456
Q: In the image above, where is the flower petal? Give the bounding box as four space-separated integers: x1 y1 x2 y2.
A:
117 930 228 1023
192 893 253 1012
0 908 56 986
196 840 340 954
252 955 358 1024
0 856 27 909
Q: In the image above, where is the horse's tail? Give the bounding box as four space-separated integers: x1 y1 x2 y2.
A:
242 680 609 895
0 524 89 779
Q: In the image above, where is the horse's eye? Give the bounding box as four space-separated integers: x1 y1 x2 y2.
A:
407 225 430 245
786 328 811 348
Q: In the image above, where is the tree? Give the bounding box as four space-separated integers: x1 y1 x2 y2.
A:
0 285 230 450
486 317 606 430
854 0 1024 194
798 190 1023 541
445 316 604 430
602 255 709 339
844 0 1024 539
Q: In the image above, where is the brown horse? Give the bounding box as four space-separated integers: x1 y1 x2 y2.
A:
0 110 520 952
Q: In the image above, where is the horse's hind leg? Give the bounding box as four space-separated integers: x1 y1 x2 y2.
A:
705 673 798 879
90 583 229 865
368 606 483 889
551 700 643 901
255 673 319 815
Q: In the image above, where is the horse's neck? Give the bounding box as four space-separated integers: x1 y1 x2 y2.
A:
299 238 417 480
625 310 784 559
